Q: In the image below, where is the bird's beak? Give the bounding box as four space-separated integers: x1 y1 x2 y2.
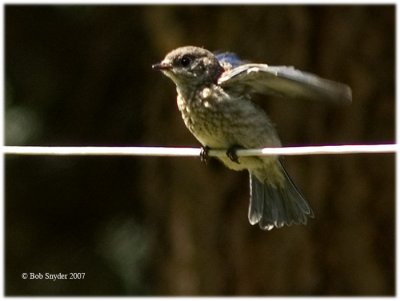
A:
152 62 172 71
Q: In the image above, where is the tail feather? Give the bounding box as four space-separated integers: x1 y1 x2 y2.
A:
248 175 264 225
249 161 313 230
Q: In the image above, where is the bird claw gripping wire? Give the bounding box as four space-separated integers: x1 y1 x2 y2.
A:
226 145 242 164
200 146 210 164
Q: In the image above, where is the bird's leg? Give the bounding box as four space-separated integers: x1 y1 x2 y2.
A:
226 145 243 164
200 146 210 164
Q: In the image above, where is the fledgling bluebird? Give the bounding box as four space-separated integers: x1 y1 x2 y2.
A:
153 46 352 230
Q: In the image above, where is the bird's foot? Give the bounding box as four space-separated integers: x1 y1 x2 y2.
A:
226 145 242 164
200 146 210 164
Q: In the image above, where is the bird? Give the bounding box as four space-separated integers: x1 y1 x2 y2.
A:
152 46 352 230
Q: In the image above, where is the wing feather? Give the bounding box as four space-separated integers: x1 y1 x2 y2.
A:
218 64 352 104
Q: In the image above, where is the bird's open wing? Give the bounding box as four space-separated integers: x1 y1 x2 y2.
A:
218 64 352 104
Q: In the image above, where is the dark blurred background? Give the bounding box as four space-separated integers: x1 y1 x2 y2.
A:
5 5 394 296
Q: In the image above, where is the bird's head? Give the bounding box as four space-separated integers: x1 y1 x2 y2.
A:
153 46 224 89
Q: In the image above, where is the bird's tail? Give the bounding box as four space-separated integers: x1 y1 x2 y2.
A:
248 161 313 230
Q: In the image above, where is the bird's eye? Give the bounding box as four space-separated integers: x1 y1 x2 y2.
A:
180 55 192 67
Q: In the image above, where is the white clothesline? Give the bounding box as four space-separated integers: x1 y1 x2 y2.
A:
2 144 396 157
